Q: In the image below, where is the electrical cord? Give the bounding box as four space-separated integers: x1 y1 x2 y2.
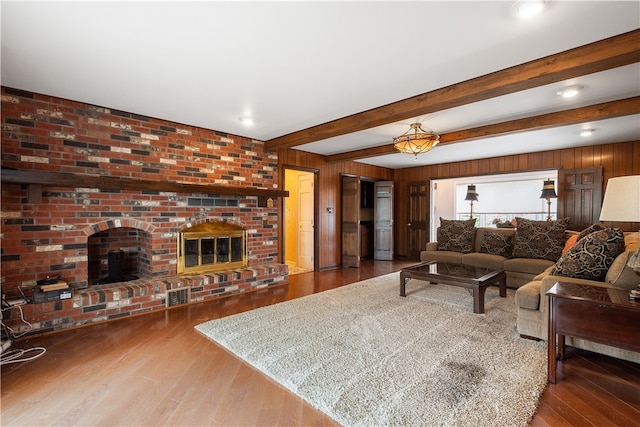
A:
2 304 33 339
1 296 46 365
1 346 46 365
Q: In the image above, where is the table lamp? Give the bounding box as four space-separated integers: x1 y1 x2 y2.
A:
599 175 640 276
465 184 479 219
540 179 557 221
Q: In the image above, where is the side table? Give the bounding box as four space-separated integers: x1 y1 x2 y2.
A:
546 282 640 383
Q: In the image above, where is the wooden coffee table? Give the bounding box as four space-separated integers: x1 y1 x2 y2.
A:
399 261 506 314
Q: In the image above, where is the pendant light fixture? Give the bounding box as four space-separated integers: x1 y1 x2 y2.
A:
393 123 440 159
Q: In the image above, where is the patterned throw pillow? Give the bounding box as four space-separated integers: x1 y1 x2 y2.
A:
479 230 514 257
437 218 476 253
577 223 605 242
551 228 626 281
511 217 570 261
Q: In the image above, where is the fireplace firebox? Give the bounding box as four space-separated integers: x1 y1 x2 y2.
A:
177 222 247 275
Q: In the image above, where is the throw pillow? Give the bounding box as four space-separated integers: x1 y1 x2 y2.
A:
562 234 579 254
577 223 605 242
511 217 570 261
479 230 514 257
551 228 626 281
437 218 476 253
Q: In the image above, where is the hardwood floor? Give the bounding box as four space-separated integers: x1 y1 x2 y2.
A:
2 259 639 426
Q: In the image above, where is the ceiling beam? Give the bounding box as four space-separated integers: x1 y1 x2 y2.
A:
265 29 640 152
325 97 640 162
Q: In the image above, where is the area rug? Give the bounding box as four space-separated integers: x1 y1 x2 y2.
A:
195 273 547 426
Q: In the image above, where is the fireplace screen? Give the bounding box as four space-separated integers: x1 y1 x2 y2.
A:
178 222 247 275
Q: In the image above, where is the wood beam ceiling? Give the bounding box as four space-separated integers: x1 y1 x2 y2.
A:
264 29 640 154
326 97 640 162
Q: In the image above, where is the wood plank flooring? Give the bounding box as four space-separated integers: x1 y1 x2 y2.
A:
2 259 639 426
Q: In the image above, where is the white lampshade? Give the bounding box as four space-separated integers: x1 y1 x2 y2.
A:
599 175 640 222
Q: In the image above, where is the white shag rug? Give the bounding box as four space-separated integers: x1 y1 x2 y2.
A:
195 272 547 427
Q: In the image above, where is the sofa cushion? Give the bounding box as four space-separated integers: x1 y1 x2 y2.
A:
437 218 475 253
514 280 542 310
511 217 570 261
462 253 506 271
551 228 626 282
421 250 463 264
503 257 555 275
478 230 514 257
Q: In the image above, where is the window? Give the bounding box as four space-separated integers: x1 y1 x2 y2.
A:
431 170 558 237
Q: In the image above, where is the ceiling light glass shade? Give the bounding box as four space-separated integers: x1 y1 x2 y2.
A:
556 85 584 98
393 123 440 158
540 179 557 199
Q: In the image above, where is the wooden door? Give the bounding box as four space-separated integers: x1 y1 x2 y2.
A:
558 167 603 231
341 175 360 267
297 173 315 270
407 181 429 260
374 181 394 260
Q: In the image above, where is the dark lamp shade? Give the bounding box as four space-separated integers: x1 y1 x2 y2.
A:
464 184 479 202
540 180 557 199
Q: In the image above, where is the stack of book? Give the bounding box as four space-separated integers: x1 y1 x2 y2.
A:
39 281 69 292
34 281 73 303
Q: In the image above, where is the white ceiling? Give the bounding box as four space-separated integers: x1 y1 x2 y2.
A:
2 1 639 169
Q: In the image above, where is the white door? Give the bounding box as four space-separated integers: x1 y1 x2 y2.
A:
374 181 394 260
298 173 314 270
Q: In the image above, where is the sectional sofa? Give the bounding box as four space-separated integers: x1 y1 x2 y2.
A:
516 231 639 363
421 218 640 364
420 218 572 289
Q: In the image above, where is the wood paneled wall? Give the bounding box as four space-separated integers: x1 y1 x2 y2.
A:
277 149 393 269
393 140 640 256
279 140 639 266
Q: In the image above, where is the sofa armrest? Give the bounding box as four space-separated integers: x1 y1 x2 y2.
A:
426 242 438 251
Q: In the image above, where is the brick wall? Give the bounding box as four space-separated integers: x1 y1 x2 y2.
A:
1 87 286 333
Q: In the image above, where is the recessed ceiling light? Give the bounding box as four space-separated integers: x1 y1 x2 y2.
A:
580 129 595 137
556 85 584 98
239 116 256 126
514 0 546 18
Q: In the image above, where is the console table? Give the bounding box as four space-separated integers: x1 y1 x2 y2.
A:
547 282 640 383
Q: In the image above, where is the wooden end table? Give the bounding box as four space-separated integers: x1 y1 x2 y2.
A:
399 261 506 314
547 282 640 383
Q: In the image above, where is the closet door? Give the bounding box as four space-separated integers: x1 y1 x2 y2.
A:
407 181 429 261
341 175 360 267
374 181 394 260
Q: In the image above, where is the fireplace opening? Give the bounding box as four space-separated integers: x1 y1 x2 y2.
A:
93 249 139 285
88 227 151 286
178 222 247 275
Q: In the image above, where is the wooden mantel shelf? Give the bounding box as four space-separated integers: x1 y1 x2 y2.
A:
1 169 289 200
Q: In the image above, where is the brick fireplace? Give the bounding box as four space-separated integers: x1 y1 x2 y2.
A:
1 87 288 334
